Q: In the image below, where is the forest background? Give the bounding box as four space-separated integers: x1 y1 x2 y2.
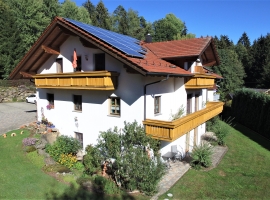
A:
1 0 270 100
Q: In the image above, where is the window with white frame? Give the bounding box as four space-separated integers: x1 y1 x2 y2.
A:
154 96 161 114
47 93 54 109
109 97 120 115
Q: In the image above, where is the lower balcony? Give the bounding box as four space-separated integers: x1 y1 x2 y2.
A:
143 101 224 142
33 71 119 90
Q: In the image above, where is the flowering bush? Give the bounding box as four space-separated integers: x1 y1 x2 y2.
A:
58 154 77 169
46 104 54 110
22 138 38 146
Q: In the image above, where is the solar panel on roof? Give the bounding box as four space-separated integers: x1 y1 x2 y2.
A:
64 18 146 58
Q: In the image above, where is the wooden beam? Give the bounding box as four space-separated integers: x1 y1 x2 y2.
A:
41 45 60 55
79 38 98 49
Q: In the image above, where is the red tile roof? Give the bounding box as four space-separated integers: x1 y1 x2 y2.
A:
143 37 212 58
10 17 219 79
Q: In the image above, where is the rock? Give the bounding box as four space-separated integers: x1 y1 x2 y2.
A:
44 157 57 165
42 132 59 144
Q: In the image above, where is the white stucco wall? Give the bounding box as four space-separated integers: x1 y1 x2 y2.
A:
35 36 208 154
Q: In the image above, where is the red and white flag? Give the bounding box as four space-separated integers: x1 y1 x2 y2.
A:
72 49 77 68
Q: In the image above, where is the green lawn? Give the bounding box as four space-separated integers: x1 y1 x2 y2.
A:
159 122 270 199
0 129 68 199
0 129 148 200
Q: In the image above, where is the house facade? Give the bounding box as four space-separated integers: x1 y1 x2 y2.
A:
10 17 224 156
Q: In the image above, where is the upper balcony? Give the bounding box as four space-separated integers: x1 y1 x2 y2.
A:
185 74 215 89
33 71 119 90
143 101 224 142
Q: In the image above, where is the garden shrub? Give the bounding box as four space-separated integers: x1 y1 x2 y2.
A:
94 175 120 195
25 145 37 153
72 161 84 171
22 137 38 146
191 143 213 169
58 153 77 169
83 145 102 175
206 116 220 132
97 121 165 196
213 118 233 146
45 135 82 161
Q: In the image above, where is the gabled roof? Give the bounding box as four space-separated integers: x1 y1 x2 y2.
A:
144 37 220 66
9 17 218 79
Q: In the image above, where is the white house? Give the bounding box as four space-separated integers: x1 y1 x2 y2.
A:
10 17 224 157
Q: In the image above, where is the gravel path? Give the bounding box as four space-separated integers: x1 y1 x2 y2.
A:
0 102 37 135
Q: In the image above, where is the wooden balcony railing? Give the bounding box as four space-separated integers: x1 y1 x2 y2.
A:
194 66 205 73
33 71 119 90
185 74 215 89
143 101 224 141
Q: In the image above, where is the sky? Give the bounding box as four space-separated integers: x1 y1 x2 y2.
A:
71 0 270 44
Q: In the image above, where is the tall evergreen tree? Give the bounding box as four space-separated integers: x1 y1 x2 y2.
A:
111 5 128 35
60 0 91 24
95 0 111 30
43 0 60 21
213 49 246 99
214 35 234 49
0 0 20 78
82 0 97 25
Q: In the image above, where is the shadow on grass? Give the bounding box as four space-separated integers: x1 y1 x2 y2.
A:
46 183 136 200
233 122 270 151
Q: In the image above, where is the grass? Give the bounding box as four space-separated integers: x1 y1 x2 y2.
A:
0 129 148 200
159 121 270 199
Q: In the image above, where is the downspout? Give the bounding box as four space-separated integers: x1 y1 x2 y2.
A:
144 74 169 120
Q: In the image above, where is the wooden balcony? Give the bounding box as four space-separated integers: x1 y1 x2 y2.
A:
185 74 215 89
33 71 119 90
143 101 224 141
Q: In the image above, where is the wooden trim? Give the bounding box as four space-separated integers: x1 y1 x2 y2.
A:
41 45 60 55
143 101 224 141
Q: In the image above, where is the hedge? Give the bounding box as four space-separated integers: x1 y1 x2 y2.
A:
231 88 270 139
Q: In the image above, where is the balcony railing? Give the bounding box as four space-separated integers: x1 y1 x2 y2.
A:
143 101 224 141
185 74 215 89
33 71 119 90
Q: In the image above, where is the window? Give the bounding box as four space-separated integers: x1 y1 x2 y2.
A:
154 96 161 114
94 53 105 71
56 58 63 73
75 132 83 148
73 95 82 111
47 93 54 109
109 97 120 115
74 56 82 72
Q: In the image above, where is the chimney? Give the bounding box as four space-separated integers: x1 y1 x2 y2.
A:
145 33 152 43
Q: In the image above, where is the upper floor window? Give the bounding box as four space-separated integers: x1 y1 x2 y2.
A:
154 96 161 114
47 93 54 109
109 97 120 115
73 95 82 111
56 58 63 73
94 53 105 71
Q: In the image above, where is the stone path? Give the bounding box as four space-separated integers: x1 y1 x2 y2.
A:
151 132 228 200
0 102 37 135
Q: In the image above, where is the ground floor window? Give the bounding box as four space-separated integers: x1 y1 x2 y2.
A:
109 97 120 115
75 132 83 148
